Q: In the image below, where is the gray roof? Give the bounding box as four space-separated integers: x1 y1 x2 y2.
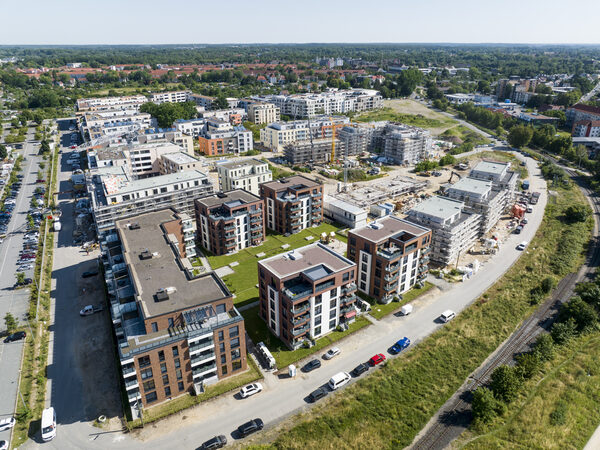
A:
447 177 492 195
471 160 509 176
217 158 268 170
261 175 321 192
111 170 208 196
116 209 230 319
259 243 354 279
161 152 199 165
196 189 262 208
409 196 464 220
324 195 364 215
350 215 430 243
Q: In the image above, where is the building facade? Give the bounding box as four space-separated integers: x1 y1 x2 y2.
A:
323 196 368 229
260 116 350 152
159 152 204 175
347 216 432 302
258 243 358 350
198 128 253 156
216 159 272 196
260 176 324 234
573 120 600 138
247 102 280 125
566 104 600 127
195 190 265 255
149 90 192 104
283 138 345 165
376 124 432 165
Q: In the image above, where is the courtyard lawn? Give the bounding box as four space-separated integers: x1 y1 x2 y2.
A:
369 281 435 320
241 306 370 368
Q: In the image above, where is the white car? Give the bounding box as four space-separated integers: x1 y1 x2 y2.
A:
324 347 341 360
239 382 263 399
16 265 33 272
517 241 528 251
0 439 8 450
0 417 16 432
80 305 94 316
526 206 533 213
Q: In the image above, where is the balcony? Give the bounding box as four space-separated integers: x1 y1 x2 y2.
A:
122 365 136 378
312 206 321 213
385 264 399 272
189 339 214 356
341 282 357 295
292 325 309 336
312 192 322 198
377 247 403 261
341 294 357 305
250 216 262 223
384 283 397 291
290 211 301 219
224 224 235 231
125 378 139 391
291 313 310 325
290 205 301 212
419 265 429 273
384 272 399 282
420 256 430 264
421 246 431 256
292 302 310 315
191 351 216 367
285 284 313 300
315 279 335 293
251 225 262 231
291 217 302 224
340 305 354 315
251 232 263 239
225 231 235 238
192 362 217 379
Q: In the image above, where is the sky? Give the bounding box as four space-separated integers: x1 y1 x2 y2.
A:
1 0 600 45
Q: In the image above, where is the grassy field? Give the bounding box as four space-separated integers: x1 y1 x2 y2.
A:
253 183 593 450
207 224 346 308
241 305 370 368
369 281 435 320
441 124 490 146
356 107 454 131
456 332 600 449
127 356 262 428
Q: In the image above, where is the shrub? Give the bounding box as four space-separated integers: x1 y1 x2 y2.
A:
490 365 521 403
549 400 568 426
533 334 554 361
551 318 578 345
472 387 504 424
515 352 541 379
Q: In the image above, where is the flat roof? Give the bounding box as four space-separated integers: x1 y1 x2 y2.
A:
116 209 230 319
111 170 207 196
259 243 354 279
350 215 430 242
471 160 509 176
409 196 464 220
324 195 364 215
196 189 261 208
161 152 199 165
447 177 492 195
261 175 321 192
217 158 267 170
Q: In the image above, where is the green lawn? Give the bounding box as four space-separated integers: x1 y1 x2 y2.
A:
355 107 455 129
242 305 370 368
208 224 347 309
369 282 435 320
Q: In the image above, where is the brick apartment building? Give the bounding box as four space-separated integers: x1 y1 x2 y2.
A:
104 209 247 416
195 190 265 255
347 216 432 302
260 175 324 234
258 243 357 350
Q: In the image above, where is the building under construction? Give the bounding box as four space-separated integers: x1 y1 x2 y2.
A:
331 176 428 209
283 138 346 165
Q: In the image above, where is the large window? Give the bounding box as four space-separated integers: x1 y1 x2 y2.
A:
232 361 242 371
230 337 240 349
231 348 241 360
172 346 179 357
229 326 239 338
140 368 153 380
142 380 155 392
162 374 169 385
145 392 158 404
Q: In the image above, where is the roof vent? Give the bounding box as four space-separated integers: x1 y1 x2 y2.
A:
129 223 140 230
217 192 227 198
370 222 383 230
288 250 302 260
140 250 152 260
156 291 169 302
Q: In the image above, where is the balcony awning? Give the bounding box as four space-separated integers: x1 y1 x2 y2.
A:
344 310 357 319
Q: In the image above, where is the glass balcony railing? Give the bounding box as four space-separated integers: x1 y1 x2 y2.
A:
292 325 309 336
291 313 310 325
385 264 399 272
377 247 403 260
292 302 310 315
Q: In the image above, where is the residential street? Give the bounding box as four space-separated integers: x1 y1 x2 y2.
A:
20 149 548 449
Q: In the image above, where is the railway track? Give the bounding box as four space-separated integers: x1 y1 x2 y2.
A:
411 168 600 450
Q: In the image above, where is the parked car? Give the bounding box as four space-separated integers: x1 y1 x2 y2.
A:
237 418 264 437
440 310 456 323
308 387 328 403
239 383 263 399
16 265 33 272
82 269 99 278
369 353 386 366
323 347 341 360
0 439 8 450
14 277 32 287
79 305 103 316
328 372 351 390
521 218 528 225
351 363 369 377
390 337 411 354
199 435 227 449
0 417 16 432
517 241 528 251
514 225 523 234
526 206 533 213
4 331 26 343
302 359 321 373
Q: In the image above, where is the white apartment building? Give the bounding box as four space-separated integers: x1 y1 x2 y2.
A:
159 152 204 175
260 116 350 151
216 159 272 196
149 90 192 104
76 95 147 112
81 110 153 141
136 129 195 155
323 196 367 229
247 102 280 125
126 142 184 177
200 108 246 123
174 119 208 137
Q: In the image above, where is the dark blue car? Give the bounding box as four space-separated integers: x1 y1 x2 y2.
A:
390 337 411 354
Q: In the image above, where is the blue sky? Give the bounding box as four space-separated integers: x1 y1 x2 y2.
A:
1 0 599 45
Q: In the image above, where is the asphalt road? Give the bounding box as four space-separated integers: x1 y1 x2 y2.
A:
21 149 547 449
0 129 44 445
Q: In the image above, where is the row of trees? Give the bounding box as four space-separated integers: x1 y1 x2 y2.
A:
139 101 198 128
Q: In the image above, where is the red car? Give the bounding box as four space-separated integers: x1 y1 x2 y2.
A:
369 353 386 366
70 145 77 149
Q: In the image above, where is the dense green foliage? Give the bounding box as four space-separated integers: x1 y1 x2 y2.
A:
139 101 197 127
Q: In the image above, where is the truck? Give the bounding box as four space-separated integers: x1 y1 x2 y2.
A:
79 304 104 316
522 179 530 190
530 192 540 205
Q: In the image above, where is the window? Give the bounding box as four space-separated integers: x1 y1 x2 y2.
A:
216 303 226 314
160 363 167 374
218 331 224 341
315 316 322 326
162 374 169 385
361 263 367 272
164 386 171 397
349 237 356 246
229 326 239 338
374 287 380 297
315 294 322 305
232 361 242 371
222 365 228 375
142 380 155 392
138 355 151 368
343 272 350 282
329 319 337 329
375 268 381 278
140 368 153 380
315 305 322 315
168 318 174 328
172 346 179 357
176 369 182 380
330 299 337 309
158 351 165 362
361 273 367 282
145 392 158 404
178 381 184 392
314 326 321 336
375 260 382 268
231 348 241 360
329 309 337 319
221 354 226 364
219 342 225 353
230 337 240 349
174 358 180 369
330 288 337 298
360 282 366 290
362 254 368 263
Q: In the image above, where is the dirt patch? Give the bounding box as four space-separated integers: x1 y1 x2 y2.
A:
383 99 457 135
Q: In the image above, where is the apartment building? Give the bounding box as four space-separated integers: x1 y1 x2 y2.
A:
80 110 154 141
258 243 357 350
88 166 213 234
188 94 216 110
247 102 280 125
566 104 600 126
174 119 207 137
283 138 346 165
347 216 432 301
104 209 246 416
76 95 147 112
260 116 350 151
216 159 272 196
149 90 191 104
375 124 432 165
195 190 265 255
159 152 204 175
323 195 367 229
468 160 519 192
198 127 253 156
573 120 600 138
337 125 371 156
260 176 324 234
137 129 195 155
406 196 481 266
200 108 246 125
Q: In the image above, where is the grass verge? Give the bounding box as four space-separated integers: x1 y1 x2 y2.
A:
242 305 370 368
254 183 592 449
369 282 435 320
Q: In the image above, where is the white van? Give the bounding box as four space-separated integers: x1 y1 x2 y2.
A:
328 372 351 391
400 304 413 316
440 310 456 323
41 407 56 441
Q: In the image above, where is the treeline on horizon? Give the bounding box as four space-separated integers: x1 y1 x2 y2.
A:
1 44 599 77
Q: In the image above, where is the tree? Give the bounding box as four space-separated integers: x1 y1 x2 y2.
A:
40 139 51 153
515 352 541 379
565 204 592 223
0 144 7 160
490 365 521 403
575 282 600 311
551 318 578 345
16 272 25 285
438 154 456 166
214 95 229 110
557 296 598 332
472 387 504 423
4 312 18 332
507 125 533 149
541 276 556 294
